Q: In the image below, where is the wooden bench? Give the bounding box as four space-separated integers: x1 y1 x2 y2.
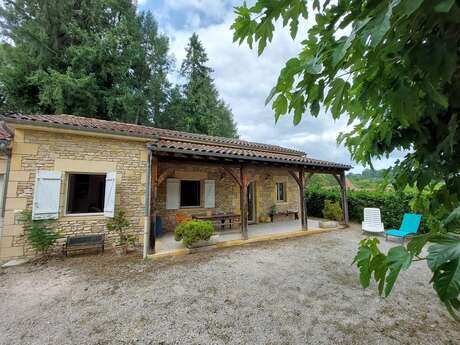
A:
64 234 105 256
270 211 299 222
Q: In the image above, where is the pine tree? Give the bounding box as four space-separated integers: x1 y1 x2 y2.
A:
178 33 238 138
0 0 171 124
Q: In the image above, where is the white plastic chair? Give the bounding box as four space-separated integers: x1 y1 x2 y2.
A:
362 208 384 233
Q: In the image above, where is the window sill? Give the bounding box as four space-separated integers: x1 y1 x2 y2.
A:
61 213 105 220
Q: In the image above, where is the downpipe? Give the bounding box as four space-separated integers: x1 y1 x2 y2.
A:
143 149 152 259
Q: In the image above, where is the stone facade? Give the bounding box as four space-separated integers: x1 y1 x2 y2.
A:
156 162 300 233
0 126 303 260
0 127 149 260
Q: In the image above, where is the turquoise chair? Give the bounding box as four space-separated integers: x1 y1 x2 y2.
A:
385 213 422 243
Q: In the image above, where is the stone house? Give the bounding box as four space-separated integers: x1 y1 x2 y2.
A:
0 113 351 261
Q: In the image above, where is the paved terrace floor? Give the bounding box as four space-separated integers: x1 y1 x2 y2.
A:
155 219 322 252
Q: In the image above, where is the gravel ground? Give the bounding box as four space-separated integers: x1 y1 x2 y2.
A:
0 225 459 345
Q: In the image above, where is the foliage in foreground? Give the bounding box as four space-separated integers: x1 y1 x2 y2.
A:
19 210 60 255
233 0 460 319
354 214 460 322
174 220 214 247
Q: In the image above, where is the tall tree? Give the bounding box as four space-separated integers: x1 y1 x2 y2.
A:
137 11 172 125
0 0 172 125
233 0 460 320
173 33 238 138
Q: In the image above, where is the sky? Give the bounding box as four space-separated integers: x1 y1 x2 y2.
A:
137 0 402 173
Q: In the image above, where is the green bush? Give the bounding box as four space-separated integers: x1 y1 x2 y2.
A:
19 210 60 255
106 210 135 246
322 200 343 221
174 220 214 246
306 188 414 229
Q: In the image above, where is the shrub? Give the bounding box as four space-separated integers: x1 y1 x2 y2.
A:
174 220 214 246
322 200 343 221
19 210 60 255
106 210 135 246
306 188 414 229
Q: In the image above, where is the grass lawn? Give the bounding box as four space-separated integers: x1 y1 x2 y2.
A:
0 224 458 345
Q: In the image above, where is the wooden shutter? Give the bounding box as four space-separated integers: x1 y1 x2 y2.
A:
32 171 62 220
204 180 215 208
104 172 116 218
166 179 180 210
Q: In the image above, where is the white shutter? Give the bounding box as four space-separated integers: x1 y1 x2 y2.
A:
32 171 62 220
166 179 180 210
204 180 215 208
104 172 116 218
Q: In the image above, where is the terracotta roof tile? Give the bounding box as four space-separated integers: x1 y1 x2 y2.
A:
1 113 352 170
0 122 13 141
155 139 351 169
2 113 304 155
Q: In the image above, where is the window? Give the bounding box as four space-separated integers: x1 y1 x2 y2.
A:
276 182 286 202
180 180 201 207
67 174 106 214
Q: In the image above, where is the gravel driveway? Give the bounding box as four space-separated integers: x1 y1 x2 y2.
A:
0 226 458 345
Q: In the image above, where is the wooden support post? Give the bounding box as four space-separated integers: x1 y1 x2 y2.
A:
240 165 248 240
339 171 349 227
299 168 308 231
150 155 159 251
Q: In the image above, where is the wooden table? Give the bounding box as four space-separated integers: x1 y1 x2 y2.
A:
192 213 241 231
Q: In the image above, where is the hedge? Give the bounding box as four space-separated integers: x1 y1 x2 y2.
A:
305 189 414 229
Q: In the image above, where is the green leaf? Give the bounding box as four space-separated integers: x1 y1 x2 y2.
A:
399 0 424 17
427 234 460 272
304 57 322 75
265 87 278 106
384 246 412 296
310 101 320 116
325 79 349 118
366 5 392 46
407 233 432 256
370 253 388 295
353 245 372 288
425 81 449 108
434 0 455 12
332 37 353 67
273 94 288 121
292 94 305 125
444 207 460 226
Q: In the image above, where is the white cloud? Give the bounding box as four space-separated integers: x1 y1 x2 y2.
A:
154 2 400 172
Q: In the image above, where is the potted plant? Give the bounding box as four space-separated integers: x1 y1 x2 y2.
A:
106 210 135 255
19 210 60 261
174 220 215 248
269 204 277 222
320 200 343 228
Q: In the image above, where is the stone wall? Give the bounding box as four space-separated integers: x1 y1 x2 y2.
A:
156 163 300 233
0 128 149 260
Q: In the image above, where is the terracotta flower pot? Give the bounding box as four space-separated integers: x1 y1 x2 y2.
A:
113 244 128 256
186 235 219 249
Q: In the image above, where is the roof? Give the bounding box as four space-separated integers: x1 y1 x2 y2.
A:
1 113 352 170
155 138 351 169
2 113 303 155
0 121 13 141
